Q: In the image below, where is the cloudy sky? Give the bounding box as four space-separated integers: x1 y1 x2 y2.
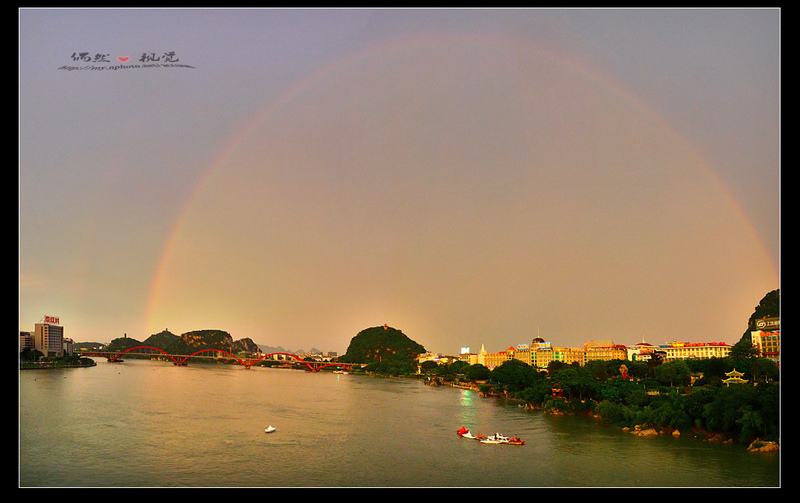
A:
19 8 780 355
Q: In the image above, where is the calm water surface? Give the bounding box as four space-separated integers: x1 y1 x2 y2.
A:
19 359 780 487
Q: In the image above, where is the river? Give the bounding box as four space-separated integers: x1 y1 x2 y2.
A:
19 358 780 488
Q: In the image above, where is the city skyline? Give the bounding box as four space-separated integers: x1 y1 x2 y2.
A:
20 8 780 356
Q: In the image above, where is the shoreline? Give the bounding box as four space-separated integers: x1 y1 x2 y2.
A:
20 361 97 370
425 376 779 452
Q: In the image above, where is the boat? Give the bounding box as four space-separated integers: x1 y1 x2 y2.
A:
459 426 522 444
265 425 276 433
480 433 510 444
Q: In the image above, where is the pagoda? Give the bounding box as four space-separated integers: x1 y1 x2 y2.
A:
722 368 748 387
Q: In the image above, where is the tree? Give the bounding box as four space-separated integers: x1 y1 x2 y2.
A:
364 359 417 376
419 360 438 373
449 360 470 374
489 359 543 393
20 348 43 362
654 359 691 387
730 339 758 360
657 392 691 431
546 360 568 377
464 364 491 381
599 377 637 403
748 357 779 382
516 380 553 405
584 360 610 381
625 360 649 379
552 366 597 400
696 356 730 383
702 385 746 438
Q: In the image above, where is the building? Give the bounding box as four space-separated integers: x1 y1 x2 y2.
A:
33 316 65 357
482 346 513 369
553 346 586 366
418 352 462 365
584 340 628 362
530 342 554 370
751 316 780 363
507 345 532 366
20 331 34 352
462 333 742 373
628 341 657 362
658 340 731 361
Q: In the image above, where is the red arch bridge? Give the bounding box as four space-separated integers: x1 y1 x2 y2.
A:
78 346 359 371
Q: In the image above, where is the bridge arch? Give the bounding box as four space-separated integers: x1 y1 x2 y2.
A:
255 352 317 371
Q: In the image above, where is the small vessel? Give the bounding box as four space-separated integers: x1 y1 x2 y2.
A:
480 433 510 444
265 425 276 433
507 436 526 445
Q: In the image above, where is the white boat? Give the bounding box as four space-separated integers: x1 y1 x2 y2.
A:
461 431 482 440
265 425 276 433
480 433 509 444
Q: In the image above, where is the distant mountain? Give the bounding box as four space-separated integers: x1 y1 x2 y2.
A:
81 330 322 356
104 329 259 354
256 345 325 355
257 344 292 354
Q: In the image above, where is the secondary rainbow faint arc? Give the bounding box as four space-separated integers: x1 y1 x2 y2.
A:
145 32 779 333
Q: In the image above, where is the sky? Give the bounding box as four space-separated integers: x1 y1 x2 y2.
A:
19 8 780 355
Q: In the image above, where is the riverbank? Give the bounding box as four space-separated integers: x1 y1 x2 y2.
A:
424 375 779 453
20 360 97 370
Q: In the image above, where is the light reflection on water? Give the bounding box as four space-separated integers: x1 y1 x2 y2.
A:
19 359 779 487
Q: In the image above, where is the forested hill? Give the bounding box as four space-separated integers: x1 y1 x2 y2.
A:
341 325 426 364
104 329 259 354
741 289 780 342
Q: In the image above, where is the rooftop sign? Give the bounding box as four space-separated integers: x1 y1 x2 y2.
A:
755 317 779 330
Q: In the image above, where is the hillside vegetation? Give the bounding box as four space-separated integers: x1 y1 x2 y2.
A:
105 329 259 355
340 325 426 375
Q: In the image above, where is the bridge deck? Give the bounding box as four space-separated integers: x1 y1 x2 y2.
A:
79 347 358 371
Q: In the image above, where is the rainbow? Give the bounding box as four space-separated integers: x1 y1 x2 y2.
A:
145 32 778 333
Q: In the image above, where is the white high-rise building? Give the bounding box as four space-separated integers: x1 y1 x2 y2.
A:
34 316 64 357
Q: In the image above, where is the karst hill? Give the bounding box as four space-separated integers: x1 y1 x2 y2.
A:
105 329 259 355
340 325 426 364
